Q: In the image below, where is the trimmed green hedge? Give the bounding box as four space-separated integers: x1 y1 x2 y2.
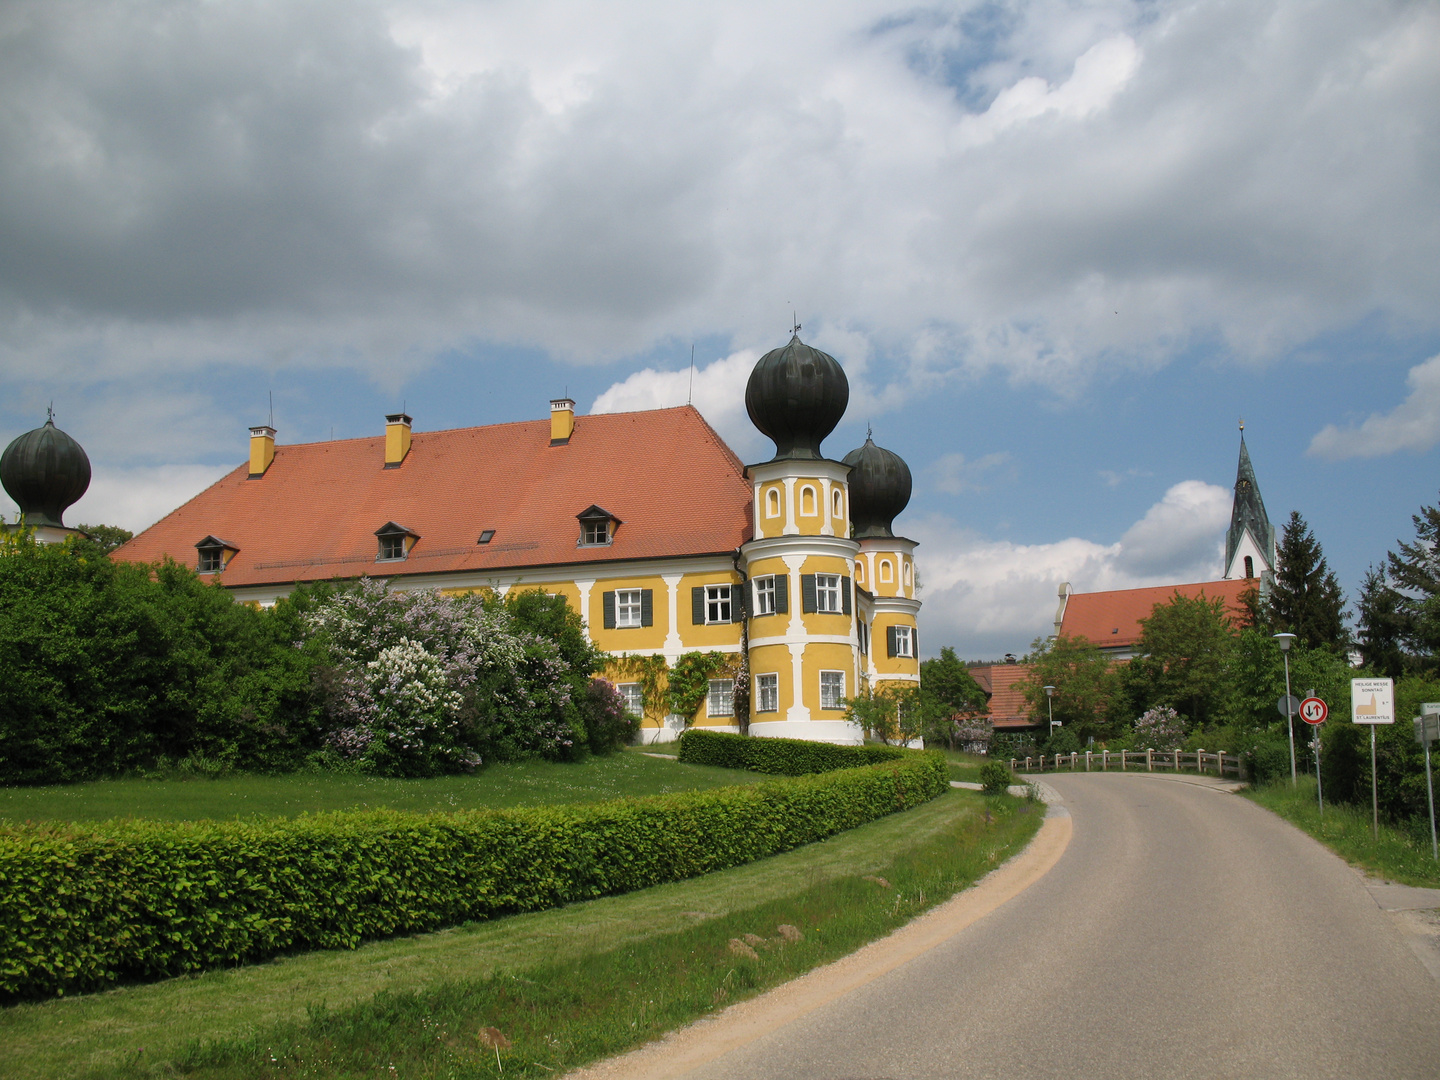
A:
676 729 909 774
0 755 947 1001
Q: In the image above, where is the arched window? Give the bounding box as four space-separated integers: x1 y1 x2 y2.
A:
903 561 912 586
766 488 781 517
800 485 817 516
1244 555 1254 579
832 489 843 518
880 559 893 583
856 561 866 584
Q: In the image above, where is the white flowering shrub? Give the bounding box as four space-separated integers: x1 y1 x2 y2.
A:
303 579 588 775
1133 705 1186 751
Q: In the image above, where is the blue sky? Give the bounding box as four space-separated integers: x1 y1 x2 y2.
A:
2 0 1437 660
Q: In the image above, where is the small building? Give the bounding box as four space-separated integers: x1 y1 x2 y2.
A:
969 661 1038 731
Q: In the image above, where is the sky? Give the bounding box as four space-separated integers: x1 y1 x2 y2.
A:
2 0 1438 661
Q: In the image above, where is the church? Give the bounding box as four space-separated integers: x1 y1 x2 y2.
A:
66 335 923 744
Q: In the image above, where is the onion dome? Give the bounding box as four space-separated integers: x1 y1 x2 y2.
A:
745 334 849 460
843 436 911 539
1 417 91 528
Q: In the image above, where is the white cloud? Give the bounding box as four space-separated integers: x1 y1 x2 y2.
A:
589 348 764 457
912 479 1229 659
2 464 231 535
929 451 1013 494
1308 353 1440 460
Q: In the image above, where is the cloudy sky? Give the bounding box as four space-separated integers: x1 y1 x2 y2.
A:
2 0 1437 659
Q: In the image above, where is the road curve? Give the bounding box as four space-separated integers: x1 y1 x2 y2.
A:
591 774 1440 1080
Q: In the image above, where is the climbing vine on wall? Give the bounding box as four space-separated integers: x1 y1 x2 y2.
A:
667 651 742 720
610 654 669 722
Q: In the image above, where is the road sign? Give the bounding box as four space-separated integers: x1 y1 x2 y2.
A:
1278 694 1301 718
1423 702 1440 717
1300 697 1328 725
1351 678 1395 725
1416 715 1440 745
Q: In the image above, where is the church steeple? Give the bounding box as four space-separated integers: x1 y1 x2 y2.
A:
1224 425 1275 581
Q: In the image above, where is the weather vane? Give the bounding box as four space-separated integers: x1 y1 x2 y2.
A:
792 312 801 336
47 402 54 423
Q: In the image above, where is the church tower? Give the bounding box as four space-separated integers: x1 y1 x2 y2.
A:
740 335 863 742
1223 426 1276 584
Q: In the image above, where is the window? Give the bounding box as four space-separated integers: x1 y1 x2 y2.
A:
616 589 643 628
478 530 495 544
576 504 620 546
617 683 644 717
904 561 912 586
1244 555 1254 579
856 561 865 584
766 488 781 517
815 574 841 613
581 520 609 545
832 489 843 518
858 621 870 655
887 625 915 658
820 670 845 710
378 534 406 561
800 485 817 516
754 576 775 615
756 673 779 713
707 678 734 717
198 547 223 573
706 585 732 624
880 559 893 583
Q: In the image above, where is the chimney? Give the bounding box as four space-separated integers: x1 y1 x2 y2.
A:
384 413 412 468
550 398 575 445
249 426 276 478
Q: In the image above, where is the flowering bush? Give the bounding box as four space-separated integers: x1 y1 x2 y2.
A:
580 678 640 754
303 580 592 775
1133 706 1186 751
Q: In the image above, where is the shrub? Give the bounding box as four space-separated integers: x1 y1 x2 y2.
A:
579 678 639 755
1042 725 1081 755
978 760 1011 795
675 729 909 774
0 755 947 1001
1133 706 1186 751
988 732 1036 760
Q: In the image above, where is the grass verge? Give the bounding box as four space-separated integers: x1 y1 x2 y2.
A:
2 789 1039 1079
1244 777 1440 888
0 754 762 823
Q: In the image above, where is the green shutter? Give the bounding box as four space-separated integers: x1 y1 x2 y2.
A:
842 575 852 616
641 589 653 627
887 625 898 658
775 574 789 614
692 586 705 625
800 574 817 614
602 591 616 629
733 583 746 621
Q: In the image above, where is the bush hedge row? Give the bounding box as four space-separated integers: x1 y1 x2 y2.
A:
0 754 947 1001
675 729 909 774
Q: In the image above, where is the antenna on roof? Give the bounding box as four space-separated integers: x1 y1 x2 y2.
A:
687 344 695 406
268 391 274 430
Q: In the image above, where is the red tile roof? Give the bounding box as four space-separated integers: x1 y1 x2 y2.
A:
1059 579 1256 650
114 406 753 587
970 663 1036 728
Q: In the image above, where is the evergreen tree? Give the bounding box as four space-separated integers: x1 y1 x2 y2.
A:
1354 564 1406 677
1385 493 1440 669
1265 510 1348 651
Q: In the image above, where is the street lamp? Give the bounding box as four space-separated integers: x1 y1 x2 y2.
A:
1275 632 1298 785
1044 685 1058 739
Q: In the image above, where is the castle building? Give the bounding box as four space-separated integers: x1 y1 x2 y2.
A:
108 336 921 744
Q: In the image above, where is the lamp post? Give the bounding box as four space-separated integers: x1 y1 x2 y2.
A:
1275 632 1298 785
1044 685 1058 740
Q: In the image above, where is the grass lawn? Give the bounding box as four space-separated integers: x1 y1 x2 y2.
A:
1244 777 1440 888
0 753 763 823
935 748 992 784
0 788 1040 1080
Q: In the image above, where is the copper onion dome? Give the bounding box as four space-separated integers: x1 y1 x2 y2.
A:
842 436 911 539
744 334 849 461
1 417 92 528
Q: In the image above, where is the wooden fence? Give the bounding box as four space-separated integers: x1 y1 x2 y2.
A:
1010 748 1244 779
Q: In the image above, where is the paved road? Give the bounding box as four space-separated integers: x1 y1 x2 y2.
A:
669 775 1440 1079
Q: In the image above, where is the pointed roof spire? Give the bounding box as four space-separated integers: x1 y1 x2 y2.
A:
1225 429 1274 576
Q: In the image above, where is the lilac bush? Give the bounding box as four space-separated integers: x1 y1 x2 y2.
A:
303 580 583 775
1133 705 1186 751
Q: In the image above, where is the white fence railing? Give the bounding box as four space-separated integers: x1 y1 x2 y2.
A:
1009 748 1243 779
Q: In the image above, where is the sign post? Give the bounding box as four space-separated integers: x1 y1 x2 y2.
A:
1300 695 1327 814
1417 704 1440 860
1351 678 1395 839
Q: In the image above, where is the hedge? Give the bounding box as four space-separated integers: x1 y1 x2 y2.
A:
676 729 909 774
0 755 947 1001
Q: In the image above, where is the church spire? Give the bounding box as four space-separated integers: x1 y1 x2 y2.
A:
1224 431 1275 581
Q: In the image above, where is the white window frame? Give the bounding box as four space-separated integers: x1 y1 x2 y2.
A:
615 589 643 628
894 625 915 658
705 584 732 624
756 672 779 713
820 670 845 710
754 575 776 616
707 678 735 717
815 573 841 613
617 683 644 717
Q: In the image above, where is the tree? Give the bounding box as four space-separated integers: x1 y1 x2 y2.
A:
74 523 133 555
1121 593 1236 729
1265 511 1348 651
1354 564 1406 678
1020 635 1122 743
918 646 990 749
1386 493 1440 669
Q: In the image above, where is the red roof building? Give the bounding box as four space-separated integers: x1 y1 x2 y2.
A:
1053 578 1256 659
970 662 1037 729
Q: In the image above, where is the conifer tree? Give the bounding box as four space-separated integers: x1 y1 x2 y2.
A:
1265 511 1348 651
1354 564 1406 677
1385 493 1440 668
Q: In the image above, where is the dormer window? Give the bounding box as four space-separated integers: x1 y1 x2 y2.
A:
576 504 621 547
375 521 418 562
194 536 239 574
